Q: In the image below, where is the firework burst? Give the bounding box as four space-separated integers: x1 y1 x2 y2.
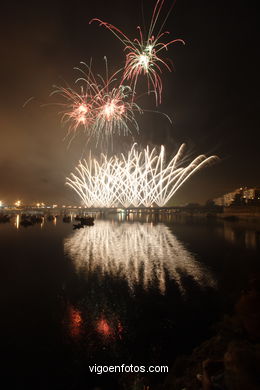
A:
51 85 95 135
90 0 184 104
52 60 142 145
93 83 141 141
66 143 218 208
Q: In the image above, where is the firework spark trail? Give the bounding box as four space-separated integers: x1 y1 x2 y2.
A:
64 221 216 294
66 143 218 208
93 83 141 141
51 86 95 134
90 0 184 104
51 60 142 145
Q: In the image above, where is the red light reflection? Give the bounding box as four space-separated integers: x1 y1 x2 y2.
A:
97 318 112 337
68 306 83 338
96 317 124 339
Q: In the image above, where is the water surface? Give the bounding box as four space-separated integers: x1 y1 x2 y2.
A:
0 213 259 389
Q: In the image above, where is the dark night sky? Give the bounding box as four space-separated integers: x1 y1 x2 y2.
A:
0 0 259 205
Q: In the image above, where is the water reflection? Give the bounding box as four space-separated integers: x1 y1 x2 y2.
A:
245 230 257 249
96 317 123 339
64 221 215 294
15 214 20 229
223 222 259 250
67 305 83 339
40 216 44 229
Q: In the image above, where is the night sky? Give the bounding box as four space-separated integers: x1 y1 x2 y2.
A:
0 0 259 205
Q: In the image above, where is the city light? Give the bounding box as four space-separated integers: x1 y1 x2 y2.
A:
66 143 217 208
15 200 21 207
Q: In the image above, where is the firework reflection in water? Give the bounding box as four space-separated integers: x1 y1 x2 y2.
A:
64 220 215 294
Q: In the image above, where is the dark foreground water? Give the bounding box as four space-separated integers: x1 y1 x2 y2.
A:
0 213 260 389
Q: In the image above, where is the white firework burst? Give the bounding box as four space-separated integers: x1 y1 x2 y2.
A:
66 143 217 208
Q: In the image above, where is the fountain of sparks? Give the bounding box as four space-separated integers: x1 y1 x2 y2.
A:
66 143 218 208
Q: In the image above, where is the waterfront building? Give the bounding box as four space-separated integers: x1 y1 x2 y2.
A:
214 187 260 207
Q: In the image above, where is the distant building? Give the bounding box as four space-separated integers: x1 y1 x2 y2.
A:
213 196 225 206
214 188 241 207
213 187 260 207
242 187 260 203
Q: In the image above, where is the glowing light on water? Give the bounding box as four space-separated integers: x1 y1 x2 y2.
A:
67 305 83 339
96 317 123 339
66 143 217 208
15 214 20 229
90 0 185 104
64 221 215 294
40 216 45 229
97 318 112 337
